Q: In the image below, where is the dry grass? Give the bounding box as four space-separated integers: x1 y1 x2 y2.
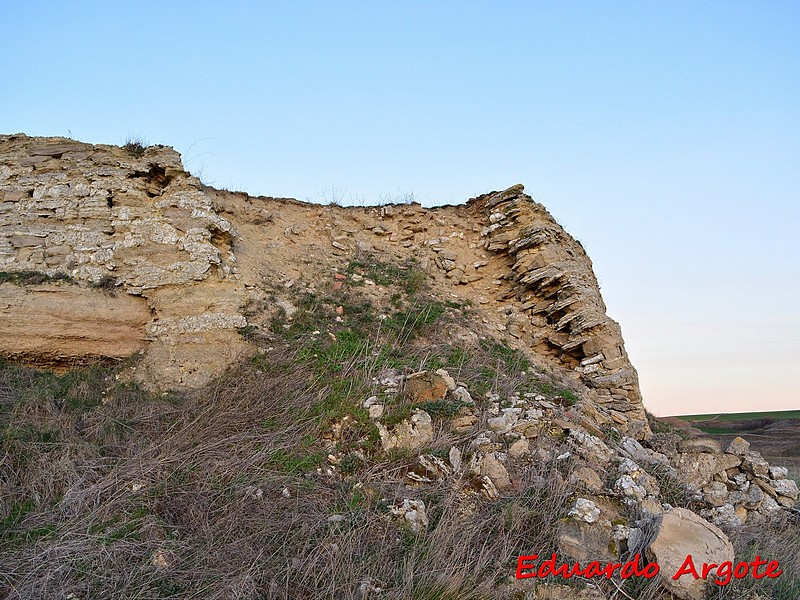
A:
0 349 579 599
3 355 798 599
122 136 148 158
710 512 800 600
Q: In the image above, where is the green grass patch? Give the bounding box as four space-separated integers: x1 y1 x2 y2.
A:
266 449 325 475
346 255 426 296
298 329 371 372
0 500 35 540
0 498 57 544
0 360 112 413
338 453 366 476
416 399 469 419
479 338 531 372
0 423 60 445
695 426 739 434
89 506 149 544
385 300 447 342
675 409 800 421
0 270 76 286
310 378 371 424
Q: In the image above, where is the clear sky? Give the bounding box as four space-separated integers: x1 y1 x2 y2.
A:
3 2 798 416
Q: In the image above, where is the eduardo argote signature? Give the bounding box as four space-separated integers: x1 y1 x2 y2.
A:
516 553 782 586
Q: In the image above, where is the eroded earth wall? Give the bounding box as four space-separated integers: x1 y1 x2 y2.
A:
0 134 647 435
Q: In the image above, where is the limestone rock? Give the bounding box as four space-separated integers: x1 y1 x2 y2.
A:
640 497 664 516
476 185 648 436
614 474 647 502
648 432 680 456
568 498 601 523
390 499 428 533
742 451 770 477
569 466 605 494
673 452 720 487
0 284 150 364
150 549 170 568
376 410 433 451
678 438 722 454
477 452 512 490
0 135 245 389
409 454 452 482
405 371 448 403
725 436 750 456
772 478 798 500
487 408 522 432
743 484 764 510
647 507 734 600
769 466 788 479
450 406 478 430
715 452 742 471
451 385 473 405
434 368 456 390
557 520 616 563
701 504 743 528
702 481 730 508
620 436 653 464
508 437 530 458
754 478 778 499
569 428 615 466
448 446 462 472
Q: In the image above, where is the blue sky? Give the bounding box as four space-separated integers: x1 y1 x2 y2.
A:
3 1 798 415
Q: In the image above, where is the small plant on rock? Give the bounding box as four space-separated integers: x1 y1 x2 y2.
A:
122 135 148 157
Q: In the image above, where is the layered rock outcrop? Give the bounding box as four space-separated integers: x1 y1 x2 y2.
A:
2 133 640 432
0 135 247 388
473 186 645 430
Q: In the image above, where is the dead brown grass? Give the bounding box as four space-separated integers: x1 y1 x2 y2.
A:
0 353 579 600
707 512 800 600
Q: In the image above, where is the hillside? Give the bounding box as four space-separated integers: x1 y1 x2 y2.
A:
1 134 798 599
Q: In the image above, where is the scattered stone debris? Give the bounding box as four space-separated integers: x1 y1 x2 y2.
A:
150 549 170 568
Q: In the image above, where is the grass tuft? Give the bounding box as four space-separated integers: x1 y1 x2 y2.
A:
0 270 76 286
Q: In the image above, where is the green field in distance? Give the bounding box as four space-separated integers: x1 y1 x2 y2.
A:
673 409 800 422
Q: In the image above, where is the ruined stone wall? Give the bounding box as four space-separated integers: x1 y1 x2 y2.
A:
0 133 646 435
0 134 248 387
472 186 645 430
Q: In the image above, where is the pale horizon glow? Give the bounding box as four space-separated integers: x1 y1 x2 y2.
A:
2 2 798 416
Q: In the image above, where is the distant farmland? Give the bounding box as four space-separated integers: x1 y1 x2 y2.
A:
670 409 800 484
675 409 800 423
